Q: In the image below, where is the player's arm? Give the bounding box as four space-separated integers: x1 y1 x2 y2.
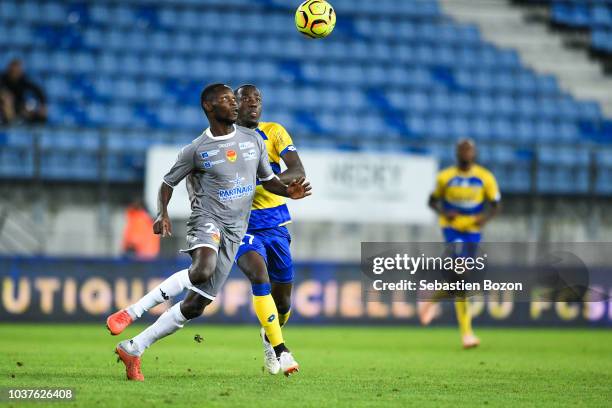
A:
153 182 174 237
261 175 311 199
153 144 196 237
428 172 458 220
256 135 311 199
428 194 444 215
475 172 502 227
273 124 305 184
278 151 305 184
475 201 501 227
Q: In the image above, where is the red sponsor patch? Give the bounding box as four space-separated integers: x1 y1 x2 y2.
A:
226 149 237 162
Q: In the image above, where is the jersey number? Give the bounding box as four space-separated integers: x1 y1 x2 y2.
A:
205 223 219 234
242 233 255 246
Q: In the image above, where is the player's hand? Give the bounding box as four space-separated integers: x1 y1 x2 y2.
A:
444 210 459 221
287 176 312 199
474 215 488 227
153 214 172 237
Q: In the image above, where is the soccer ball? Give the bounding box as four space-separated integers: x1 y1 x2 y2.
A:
295 0 336 39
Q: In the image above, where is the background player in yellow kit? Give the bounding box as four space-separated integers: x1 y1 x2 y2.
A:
234 84 306 375
420 138 501 349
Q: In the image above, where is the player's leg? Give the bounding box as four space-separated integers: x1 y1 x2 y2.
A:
271 282 292 327
419 228 462 326
453 231 481 349
266 228 294 328
263 227 299 375
218 235 298 375
237 251 283 375
417 293 443 325
236 238 289 374
237 251 286 346
116 290 211 381
129 290 211 354
455 297 479 348
126 244 217 352
236 239 286 349
115 245 217 380
106 246 217 335
236 231 298 375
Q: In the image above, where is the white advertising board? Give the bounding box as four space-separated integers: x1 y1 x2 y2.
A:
145 146 437 224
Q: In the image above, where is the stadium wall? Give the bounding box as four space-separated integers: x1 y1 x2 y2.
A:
3 184 612 259
1 257 610 327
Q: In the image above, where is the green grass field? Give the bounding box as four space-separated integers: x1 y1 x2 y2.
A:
1 324 611 407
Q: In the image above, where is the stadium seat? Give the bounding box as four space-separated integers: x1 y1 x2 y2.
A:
0 0 609 193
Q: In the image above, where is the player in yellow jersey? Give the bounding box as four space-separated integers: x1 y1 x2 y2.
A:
234 84 306 375
419 138 501 349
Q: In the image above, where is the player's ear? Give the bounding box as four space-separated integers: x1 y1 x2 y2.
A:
202 100 214 114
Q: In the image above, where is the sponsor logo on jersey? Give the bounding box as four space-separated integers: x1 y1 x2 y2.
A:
287 145 297 152
218 173 254 202
218 141 236 148
211 231 221 243
203 159 225 169
200 149 219 159
243 149 257 161
226 149 237 162
239 141 255 150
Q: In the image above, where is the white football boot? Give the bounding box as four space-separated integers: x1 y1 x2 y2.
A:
260 328 281 375
279 351 299 377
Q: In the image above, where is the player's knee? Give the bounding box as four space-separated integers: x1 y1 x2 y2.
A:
274 292 291 314
238 254 268 284
180 298 209 320
246 266 269 285
188 260 215 285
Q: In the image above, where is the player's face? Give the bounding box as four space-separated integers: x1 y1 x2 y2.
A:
211 88 239 124
457 143 476 165
7 61 23 80
236 87 262 128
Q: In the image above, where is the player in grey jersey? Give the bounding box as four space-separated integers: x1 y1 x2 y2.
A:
106 84 311 381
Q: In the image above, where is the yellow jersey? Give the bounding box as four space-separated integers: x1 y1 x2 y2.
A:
248 122 296 230
432 164 500 233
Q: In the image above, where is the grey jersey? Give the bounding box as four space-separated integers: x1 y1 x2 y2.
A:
163 125 275 243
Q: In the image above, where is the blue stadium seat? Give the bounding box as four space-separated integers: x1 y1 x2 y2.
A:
449 116 470 137
2 129 34 147
0 147 34 178
0 1 18 20
107 131 149 152
105 153 142 182
426 143 454 166
40 150 99 181
430 116 450 139
1 0 609 191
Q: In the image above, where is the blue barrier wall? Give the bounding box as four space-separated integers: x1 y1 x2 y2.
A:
0 257 610 326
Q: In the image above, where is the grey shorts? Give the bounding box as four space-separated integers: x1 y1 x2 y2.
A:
180 219 240 301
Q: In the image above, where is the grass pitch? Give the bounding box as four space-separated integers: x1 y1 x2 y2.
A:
1 324 611 407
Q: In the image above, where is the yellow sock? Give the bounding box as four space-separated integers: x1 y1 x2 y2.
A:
253 294 284 346
455 299 473 337
278 310 291 327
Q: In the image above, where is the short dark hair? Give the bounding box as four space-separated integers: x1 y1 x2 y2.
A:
457 137 475 148
234 84 258 96
200 83 229 112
